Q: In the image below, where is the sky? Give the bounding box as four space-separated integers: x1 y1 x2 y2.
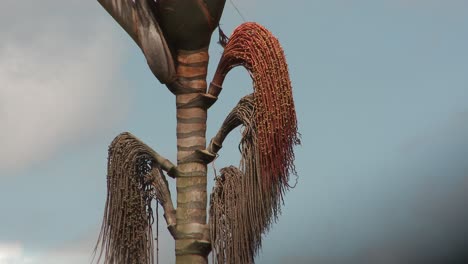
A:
1 0 468 263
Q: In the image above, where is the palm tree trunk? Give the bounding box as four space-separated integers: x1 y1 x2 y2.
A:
173 48 213 264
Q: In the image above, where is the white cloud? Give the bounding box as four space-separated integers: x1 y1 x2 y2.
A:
0 1 129 173
0 242 33 264
1 228 174 264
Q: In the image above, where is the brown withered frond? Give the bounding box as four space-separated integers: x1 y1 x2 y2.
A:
212 22 300 190
93 132 161 264
210 94 293 264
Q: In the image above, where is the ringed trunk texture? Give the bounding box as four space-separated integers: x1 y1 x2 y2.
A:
174 48 211 264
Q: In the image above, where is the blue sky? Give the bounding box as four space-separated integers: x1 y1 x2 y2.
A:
1 0 468 263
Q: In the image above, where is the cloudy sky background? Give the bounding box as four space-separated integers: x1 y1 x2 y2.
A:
1 0 468 263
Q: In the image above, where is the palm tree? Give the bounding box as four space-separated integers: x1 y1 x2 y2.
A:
92 1 300 263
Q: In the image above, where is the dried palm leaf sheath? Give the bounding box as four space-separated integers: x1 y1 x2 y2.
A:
93 132 162 264
97 0 176 83
210 95 291 264
211 22 300 191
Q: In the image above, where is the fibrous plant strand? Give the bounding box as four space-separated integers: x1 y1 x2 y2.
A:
209 22 300 264
210 93 296 263
93 132 175 264
211 22 300 190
